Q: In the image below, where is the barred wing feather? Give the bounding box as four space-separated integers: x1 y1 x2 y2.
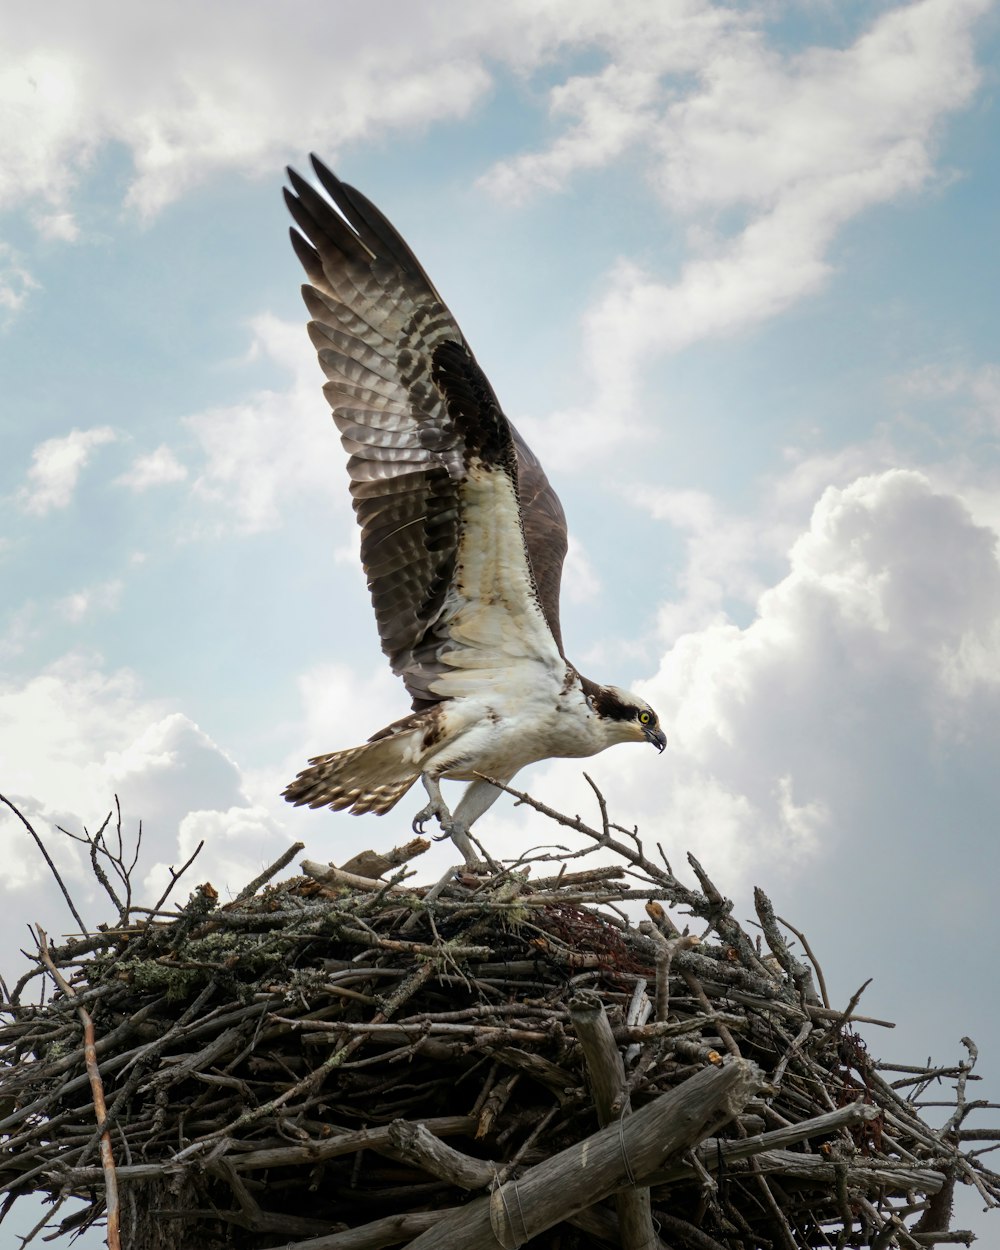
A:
284 157 569 709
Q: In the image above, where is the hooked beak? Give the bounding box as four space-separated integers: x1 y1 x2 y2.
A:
645 725 667 753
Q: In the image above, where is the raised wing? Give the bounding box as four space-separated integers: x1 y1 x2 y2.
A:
510 427 568 657
284 157 568 707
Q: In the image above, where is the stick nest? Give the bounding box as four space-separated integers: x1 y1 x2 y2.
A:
1 784 997 1248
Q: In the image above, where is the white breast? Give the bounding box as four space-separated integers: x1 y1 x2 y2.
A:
426 678 618 782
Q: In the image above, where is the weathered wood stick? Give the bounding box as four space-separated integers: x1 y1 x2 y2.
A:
56 1115 478 1183
232 841 305 904
403 1057 762 1250
570 989 658 1250
300 860 412 893
526 865 626 889
729 1149 946 1194
36 927 121 1250
339 837 430 880
648 1100 881 1185
385 1119 495 1189
277 1209 447 1249
754 886 819 1004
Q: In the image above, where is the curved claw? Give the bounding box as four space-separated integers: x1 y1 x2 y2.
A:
413 775 481 867
412 798 445 837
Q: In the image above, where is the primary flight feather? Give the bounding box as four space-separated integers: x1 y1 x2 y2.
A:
283 157 666 863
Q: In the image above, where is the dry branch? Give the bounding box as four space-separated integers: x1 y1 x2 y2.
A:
0 788 997 1248
35 927 120 1250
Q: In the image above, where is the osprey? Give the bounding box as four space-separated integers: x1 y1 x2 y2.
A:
283 157 666 862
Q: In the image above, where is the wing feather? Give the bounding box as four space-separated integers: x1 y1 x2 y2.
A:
286 156 570 705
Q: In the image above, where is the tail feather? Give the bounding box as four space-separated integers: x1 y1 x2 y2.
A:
284 733 423 816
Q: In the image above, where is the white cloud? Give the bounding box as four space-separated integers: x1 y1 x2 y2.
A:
646 470 998 854
0 655 289 907
562 536 602 604
16 425 117 516
629 434 904 644
899 360 1000 438
185 313 348 534
2 0 979 245
57 578 124 622
0 1 752 225
635 486 786 641
33 210 79 242
115 444 188 491
0 2 518 225
0 242 38 316
663 469 999 749
481 1 747 201
510 0 991 467
290 660 407 761
467 467 1000 892
153 804 290 904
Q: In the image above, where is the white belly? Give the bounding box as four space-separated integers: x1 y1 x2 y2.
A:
426 679 611 782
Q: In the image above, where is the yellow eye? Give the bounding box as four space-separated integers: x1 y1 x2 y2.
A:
639 711 651 725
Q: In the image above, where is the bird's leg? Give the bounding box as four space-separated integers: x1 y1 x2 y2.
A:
411 774 451 833
412 774 479 865
451 776 510 829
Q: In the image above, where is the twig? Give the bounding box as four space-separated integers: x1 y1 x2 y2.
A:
776 912 831 1009
35 926 120 1250
1 795 86 932
148 839 206 913
233 841 306 904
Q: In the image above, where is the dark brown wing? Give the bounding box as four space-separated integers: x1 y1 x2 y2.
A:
285 157 566 705
511 427 568 656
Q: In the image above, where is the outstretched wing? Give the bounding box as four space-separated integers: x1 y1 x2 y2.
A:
510 427 568 657
284 157 569 707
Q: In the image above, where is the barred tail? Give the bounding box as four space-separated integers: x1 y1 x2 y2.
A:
283 731 423 816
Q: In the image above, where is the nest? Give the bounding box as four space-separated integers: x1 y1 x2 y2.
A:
0 783 997 1248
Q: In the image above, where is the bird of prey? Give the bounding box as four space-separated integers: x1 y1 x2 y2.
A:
282 157 666 863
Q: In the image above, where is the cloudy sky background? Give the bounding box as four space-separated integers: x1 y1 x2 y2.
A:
3 0 1000 1241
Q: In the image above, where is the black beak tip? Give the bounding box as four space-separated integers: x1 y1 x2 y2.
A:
646 728 667 753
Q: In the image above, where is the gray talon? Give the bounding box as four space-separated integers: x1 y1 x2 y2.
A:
412 776 480 865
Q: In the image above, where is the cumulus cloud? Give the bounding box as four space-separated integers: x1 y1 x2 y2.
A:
481 2 746 202
632 433 907 643
0 0 752 225
184 313 342 533
115 444 188 491
0 655 289 916
1 2 988 490
465 468 1000 893
289 660 407 761
642 472 998 869
16 425 117 516
0 1 528 224
510 0 991 467
3 0 979 246
634 486 787 642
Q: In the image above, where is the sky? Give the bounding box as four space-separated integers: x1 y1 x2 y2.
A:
2 0 1000 1242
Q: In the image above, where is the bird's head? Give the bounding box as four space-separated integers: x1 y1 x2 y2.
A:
587 684 667 752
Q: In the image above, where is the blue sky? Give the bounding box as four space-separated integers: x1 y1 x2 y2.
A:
3 0 1000 1241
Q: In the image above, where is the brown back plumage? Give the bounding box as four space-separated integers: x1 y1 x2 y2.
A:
284 157 570 707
